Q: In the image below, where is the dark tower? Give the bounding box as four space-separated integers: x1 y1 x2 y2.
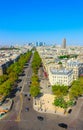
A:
62 38 66 49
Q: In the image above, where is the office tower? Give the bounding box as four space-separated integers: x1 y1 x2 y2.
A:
62 38 66 49
35 42 45 46
35 42 38 46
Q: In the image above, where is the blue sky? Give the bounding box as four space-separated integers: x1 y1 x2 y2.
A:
0 0 83 46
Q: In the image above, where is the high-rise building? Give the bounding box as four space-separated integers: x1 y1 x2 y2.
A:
62 38 66 49
35 42 45 46
35 42 38 46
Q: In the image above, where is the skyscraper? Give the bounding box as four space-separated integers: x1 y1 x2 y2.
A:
62 38 66 49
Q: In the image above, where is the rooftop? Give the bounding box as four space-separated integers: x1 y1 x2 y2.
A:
67 61 82 66
50 68 73 75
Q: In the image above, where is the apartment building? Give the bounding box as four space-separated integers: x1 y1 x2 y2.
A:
0 46 31 75
48 68 73 86
37 46 83 85
66 61 83 80
0 61 13 75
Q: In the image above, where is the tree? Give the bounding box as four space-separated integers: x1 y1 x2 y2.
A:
52 85 68 97
58 61 62 64
0 75 8 85
8 72 18 85
30 86 40 97
66 100 74 107
31 74 39 82
58 55 70 59
69 79 83 99
0 80 12 96
53 97 74 109
53 97 67 109
31 81 39 88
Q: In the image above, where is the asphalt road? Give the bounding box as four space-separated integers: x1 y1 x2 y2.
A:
0 55 83 130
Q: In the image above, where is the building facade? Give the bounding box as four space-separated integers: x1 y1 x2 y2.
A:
66 61 83 80
48 68 73 86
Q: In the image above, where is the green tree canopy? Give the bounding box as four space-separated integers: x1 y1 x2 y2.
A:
30 86 40 97
31 74 39 82
53 97 67 109
69 78 83 99
0 51 32 96
0 75 8 85
32 51 42 74
53 97 74 109
52 85 68 97
0 80 12 96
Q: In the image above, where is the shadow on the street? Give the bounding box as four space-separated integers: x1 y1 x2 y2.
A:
37 93 43 98
8 88 20 99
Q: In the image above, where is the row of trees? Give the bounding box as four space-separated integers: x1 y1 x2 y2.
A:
30 74 40 97
0 51 32 97
58 54 78 59
7 52 32 75
52 76 83 109
32 51 42 74
58 55 70 59
0 74 8 85
30 51 42 97
69 77 83 99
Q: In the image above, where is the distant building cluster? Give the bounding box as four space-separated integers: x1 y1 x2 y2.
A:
35 42 45 46
37 42 83 86
0 45 32 75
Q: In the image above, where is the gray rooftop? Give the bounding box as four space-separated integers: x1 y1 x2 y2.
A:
67 61 82 66
50 68 73 75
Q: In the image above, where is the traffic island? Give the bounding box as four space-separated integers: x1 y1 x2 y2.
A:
33 94 68 115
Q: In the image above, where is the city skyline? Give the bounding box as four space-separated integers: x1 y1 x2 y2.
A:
0 0 83 46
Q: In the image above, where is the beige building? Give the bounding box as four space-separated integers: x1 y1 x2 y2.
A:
48 68 73 86
0 61 11 75
66 61 83 80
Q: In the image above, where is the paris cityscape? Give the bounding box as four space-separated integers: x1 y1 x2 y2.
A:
0 0 83 130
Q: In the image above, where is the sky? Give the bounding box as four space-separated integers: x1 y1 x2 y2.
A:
0 0 83 46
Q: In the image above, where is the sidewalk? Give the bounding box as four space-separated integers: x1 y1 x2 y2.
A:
33 94 65 115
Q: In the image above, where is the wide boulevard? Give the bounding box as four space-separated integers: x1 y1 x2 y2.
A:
0 55 83 130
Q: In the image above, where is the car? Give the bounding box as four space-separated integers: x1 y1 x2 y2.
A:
28 93 31 97
40 87 43 89
74 101 77 105
37 116 44 121
16 79 22 83
24 94 27 97
0 112 5 116
18 88 21 91
28 98 30 101
25 107 29 112
30 81 32 84
58 123 68 129
68 109 72 113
